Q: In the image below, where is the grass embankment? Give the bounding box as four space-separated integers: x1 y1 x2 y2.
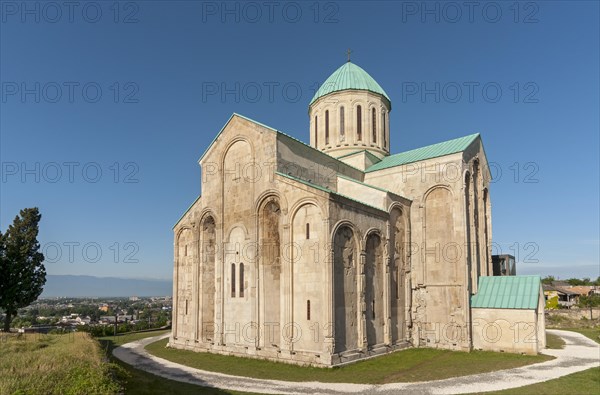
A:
484 367 600 395
99 330 252 395
547 314 600 344
0 331 120 395
486 325 600 395
545 333 566 349
145 338 552 384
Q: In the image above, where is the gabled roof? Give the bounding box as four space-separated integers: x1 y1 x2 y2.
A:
471 276 542 310
199 113 363 173
310 62 391 106
173 196 200 229
366 133 480 173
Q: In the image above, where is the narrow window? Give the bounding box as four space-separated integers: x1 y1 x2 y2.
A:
372 300 375 319
382 111 386 148
184 244 188 256
185 300 188 315
239 263 245 297
231 263 236 298
307 300 311 320
372 108 377 143
314 116 318 146
325 110 329 145
306 223 310 239
357 105 362 141
339 106 345 138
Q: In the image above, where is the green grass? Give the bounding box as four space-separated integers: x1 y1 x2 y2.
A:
145 339 553 384
98 330 255 395
484 367 600 395
0 332 120 395
564 327 600 344
545 333 566 349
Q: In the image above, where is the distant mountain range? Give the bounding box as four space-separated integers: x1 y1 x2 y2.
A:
41 275 172 298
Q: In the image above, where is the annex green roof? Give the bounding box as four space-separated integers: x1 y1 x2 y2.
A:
366 133 480 173
471 276 542 310
310 62 391 106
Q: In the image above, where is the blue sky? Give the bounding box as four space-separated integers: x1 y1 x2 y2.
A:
1 1 598 280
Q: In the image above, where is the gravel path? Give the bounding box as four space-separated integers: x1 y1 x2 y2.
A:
112 329 600 394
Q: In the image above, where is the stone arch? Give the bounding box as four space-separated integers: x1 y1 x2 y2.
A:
389 206 407 343
333 223 359 353
257 194 282 347
290 202 325 352
364 230 384 347
289 197 325 225
423 185 456 283
199 214 216 341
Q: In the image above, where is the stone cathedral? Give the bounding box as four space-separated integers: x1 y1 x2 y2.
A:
170 61 499 366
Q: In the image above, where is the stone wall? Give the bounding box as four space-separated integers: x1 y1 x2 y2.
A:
546 308 600 320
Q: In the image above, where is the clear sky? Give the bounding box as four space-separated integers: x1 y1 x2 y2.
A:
1 1 598 280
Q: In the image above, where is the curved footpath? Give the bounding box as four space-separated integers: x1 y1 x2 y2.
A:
113 330 600 394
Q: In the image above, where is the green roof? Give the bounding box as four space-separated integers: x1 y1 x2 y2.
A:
471 276 542 310
310 62 391 106
275 172 387 214
366 133 480 173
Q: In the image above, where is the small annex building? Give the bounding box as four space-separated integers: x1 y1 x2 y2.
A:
471 276 546 355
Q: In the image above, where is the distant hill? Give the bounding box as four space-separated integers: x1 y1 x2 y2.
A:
41 275 172 298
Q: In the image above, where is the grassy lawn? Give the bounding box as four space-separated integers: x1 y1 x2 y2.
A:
99 330 254 395
484 367 600 395
485 327 600 395
563 327 600 344
0 331 120 395
145 339 552 384
545 332 565 349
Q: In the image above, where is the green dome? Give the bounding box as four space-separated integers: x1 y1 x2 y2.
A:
310 62 391 107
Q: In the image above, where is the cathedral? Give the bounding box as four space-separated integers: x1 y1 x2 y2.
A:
170 61 540 366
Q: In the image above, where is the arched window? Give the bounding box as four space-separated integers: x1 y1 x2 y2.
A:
325 110 330 145
356 105 362 141
382 111 386 148
239 263 244 297
314 116 318 146
372 108 377 143
339 106 345 139
307 300 311 320
231 263 236 297
306 223 310 239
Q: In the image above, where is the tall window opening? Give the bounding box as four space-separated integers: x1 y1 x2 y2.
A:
357 105 362 141
314 116 318 146
185 299 188 315
231 263 236 297
306 223 310 239
239 263 244 297
307 300 311 320
372 108 377 143
382 111 387 148
339 106 345 139
325 110 330 144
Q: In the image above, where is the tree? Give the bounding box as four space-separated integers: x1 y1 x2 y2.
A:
0 208 46 332
541 275 555 284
